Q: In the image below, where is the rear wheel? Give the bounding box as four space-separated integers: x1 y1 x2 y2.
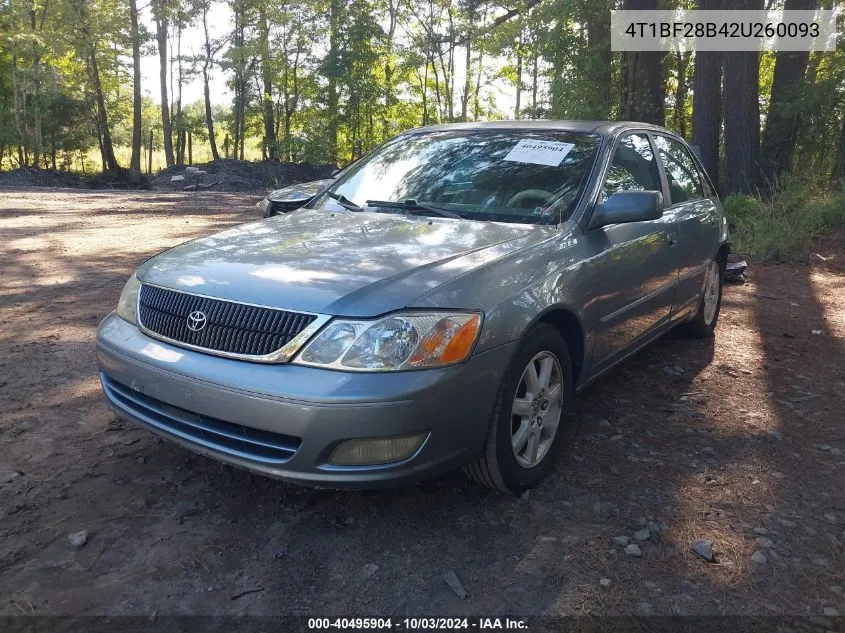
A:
464 324 572 494
682 254 724 338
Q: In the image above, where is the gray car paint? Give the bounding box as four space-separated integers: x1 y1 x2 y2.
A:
137 209 555 316
98 120 728 486
265 178 335 203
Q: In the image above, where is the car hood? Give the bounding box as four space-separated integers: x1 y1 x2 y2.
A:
137 208 554 316
266 178 334 202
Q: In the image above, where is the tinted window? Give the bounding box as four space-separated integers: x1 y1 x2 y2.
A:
312 130 600 224
654 135 703 204
601 134 662 201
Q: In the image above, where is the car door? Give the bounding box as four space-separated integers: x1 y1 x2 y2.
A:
582 132 681 373
652 134 721 320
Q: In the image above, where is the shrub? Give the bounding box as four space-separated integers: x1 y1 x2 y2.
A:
724 177 845 261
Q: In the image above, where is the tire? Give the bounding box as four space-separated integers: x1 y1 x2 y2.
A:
681 253 725 338
463 323 572 494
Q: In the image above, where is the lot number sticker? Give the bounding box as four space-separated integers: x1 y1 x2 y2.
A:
504 139 575 167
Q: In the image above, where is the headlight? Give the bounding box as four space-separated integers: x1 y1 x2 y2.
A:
115 272 141 324
293 312 482 371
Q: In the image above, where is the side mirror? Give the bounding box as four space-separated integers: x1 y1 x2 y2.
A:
590 191 663 229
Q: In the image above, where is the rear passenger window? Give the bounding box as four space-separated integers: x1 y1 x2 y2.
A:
654 136 703 204
601 134 662 201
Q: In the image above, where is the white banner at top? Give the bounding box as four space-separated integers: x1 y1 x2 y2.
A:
610 9 840 52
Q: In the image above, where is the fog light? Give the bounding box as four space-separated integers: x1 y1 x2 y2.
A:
329 433 428 466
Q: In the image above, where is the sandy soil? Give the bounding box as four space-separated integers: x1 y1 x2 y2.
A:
1 187 843 618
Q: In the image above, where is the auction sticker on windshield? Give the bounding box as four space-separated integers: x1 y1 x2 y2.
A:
504 139 575 167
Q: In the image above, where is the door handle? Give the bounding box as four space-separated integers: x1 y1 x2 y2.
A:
666 234 678 247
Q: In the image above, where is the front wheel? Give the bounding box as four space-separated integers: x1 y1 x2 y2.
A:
464 324 572 494
681 255 724 338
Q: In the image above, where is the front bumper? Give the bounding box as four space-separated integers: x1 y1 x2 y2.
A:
96 313 514 488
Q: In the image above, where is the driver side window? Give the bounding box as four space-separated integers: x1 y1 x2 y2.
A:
601 134 662 202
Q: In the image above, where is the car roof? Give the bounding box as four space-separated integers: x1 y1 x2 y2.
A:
406 120 673 137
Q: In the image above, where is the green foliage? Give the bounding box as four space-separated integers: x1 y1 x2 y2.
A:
1 0 843 220
725 177 845 262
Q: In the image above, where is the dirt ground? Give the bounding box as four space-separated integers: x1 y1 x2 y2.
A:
1 187 843 619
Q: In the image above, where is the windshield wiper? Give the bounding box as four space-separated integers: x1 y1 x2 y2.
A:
325 190 364 212
365 199 465 219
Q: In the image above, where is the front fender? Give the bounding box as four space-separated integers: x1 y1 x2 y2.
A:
411 229 590 355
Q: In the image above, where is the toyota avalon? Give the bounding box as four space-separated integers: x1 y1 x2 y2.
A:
97 121 729 493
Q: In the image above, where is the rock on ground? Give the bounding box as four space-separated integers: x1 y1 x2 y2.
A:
625 544 643 557
632 528 651 542
442 570 468 599
692 540 714 562
67 530 88 548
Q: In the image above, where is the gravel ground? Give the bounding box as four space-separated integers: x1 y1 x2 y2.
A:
1 188 843 618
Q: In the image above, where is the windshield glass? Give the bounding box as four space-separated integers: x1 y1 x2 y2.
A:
311 129 601 224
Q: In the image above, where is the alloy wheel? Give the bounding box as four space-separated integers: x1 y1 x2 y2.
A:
510 351 564 469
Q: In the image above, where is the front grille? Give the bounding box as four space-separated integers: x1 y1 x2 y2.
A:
101 373 301 464
138 284 317 359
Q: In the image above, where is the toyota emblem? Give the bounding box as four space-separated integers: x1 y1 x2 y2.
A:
186 310 207 332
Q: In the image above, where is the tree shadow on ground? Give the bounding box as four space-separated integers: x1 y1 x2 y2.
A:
1 191 843 619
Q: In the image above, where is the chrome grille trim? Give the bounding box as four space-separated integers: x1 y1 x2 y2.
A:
136 283 331 363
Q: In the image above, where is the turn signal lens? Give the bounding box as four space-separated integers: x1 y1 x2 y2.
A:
293 311 483 371
115 272 141 325
407 314 481 367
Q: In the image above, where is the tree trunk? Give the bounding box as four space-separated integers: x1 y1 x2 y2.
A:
473 50 484 120
232 0 246 161
175 23 184 164
620 0 663 124
431 59 442 122
383 0 398 138
11 49 27 157
514 45 522 119
586 4 612 119
326 0 340 164
202 6 219 160
97 132 105 171
723 0 762 196
691 0 722 190
232 4 241 161
460 1 475 122
31 54 42 168
154 2 175 168
258 6 276 160
442 10 455 121
128 0 143 183
420 64 428 125
759 0 816 190
673 52 691 138
691 50 722 188
29 5 48 168
202 69 218 161
90 49 119 173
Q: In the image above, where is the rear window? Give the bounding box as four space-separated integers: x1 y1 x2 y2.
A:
654 135 704 204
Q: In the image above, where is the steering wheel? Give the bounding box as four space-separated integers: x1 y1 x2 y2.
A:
506 188 555 208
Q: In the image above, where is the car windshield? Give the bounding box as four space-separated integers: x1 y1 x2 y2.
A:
311 129 601 224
